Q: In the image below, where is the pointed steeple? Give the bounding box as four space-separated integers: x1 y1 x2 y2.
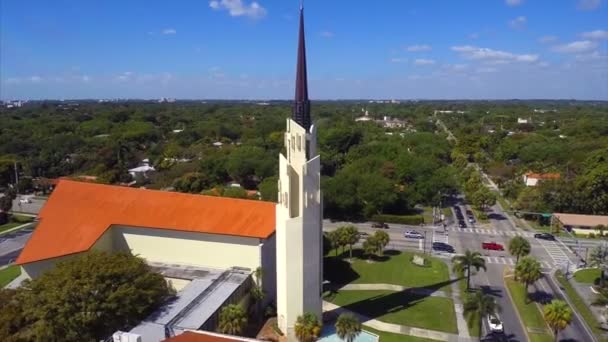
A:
292 5 311 131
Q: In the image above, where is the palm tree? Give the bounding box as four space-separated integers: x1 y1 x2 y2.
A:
342 225 360 260
515 256 543 303
217 304 247 335
508 236 531 268
362 236 379 259
543 300 572 342
452 250 487 290
295 312 322 342
335 313 362 342
589 245 608 288
463 290 501 337
373 230 390 256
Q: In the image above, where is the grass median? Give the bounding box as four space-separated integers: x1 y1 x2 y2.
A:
573 268 600 284
0 265 21 288
505 278 552 340
555 271 607 341
324 249 452 293
325 290 458 333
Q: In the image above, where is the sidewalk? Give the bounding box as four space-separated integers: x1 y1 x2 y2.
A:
323 301 475 342
447 265 472 340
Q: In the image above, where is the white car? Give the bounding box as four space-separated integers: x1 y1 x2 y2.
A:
404 230 424 239
19 198 32 204
487 314 503 333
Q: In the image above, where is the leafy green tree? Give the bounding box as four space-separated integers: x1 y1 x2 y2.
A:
543 300 572 342
463 290 500 337
0 251 174 341
328 230 341 257
453 250 487 290
217 304 248 335
472 189 496 210
588 245 608 288
515 256 543 303
335 313 362 342
294 312 322 342
258 176 278 202
508 236 531 268
0 195 12 225
373 230 390 256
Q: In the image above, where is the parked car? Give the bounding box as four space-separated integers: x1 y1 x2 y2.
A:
19 198 32 204
358 232 369 238
404 230 424 239
487 314 503 333
432 242 455 253
371 222 389 229
482 241 504 251
458 221 467 228
534 233 555 241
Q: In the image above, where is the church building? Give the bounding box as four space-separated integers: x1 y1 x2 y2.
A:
15 5 321 342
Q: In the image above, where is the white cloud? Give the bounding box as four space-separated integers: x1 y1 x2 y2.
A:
575 51 608 61
577 0 602 10
553 40 598 53
509 16 527 30
116 71 134 82
506 0 524 6
209 0 267 19
406 44 432 52
5 77 21 84
581 30 608 40
414 58 436 65
538 35 558 43
451 45 539 63
162 28 176 35
29 76 42 83
320 31 334 38
390 58 408 63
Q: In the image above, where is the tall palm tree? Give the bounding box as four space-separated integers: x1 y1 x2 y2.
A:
508 236 531 268
217 304 247 335
342 225 360 260
452 250 487 290
463 290 501 337
335 313 362 342
295 312 322 342
543 300 572 342
373 230 390 256
589 245 608 288
515 256 543 303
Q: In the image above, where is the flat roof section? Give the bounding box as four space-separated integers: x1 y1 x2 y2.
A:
129 265 250 342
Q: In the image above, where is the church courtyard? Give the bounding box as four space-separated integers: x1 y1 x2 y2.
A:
323 249 460 340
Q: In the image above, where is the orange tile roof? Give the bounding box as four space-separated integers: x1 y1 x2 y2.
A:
162 331 259 342
16 180 276 265
525 172 560 180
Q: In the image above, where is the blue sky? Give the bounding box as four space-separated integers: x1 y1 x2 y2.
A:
1 0 607 100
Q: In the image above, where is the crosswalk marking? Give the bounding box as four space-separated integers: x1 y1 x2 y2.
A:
449 227 535 237
482 256 553 268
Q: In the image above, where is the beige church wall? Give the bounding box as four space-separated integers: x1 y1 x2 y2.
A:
112 225 264 271
165 277 191 292
92 228 114 252
21 254 78 279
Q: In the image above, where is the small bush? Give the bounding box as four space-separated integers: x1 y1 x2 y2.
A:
588 233 596 239
371 214 424 225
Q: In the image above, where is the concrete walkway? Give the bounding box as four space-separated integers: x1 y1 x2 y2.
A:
4 271 26 289
447 267 472 340
338 283 450 298
323 301 475 342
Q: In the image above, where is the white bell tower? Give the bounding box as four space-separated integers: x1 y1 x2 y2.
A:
275 4 323 340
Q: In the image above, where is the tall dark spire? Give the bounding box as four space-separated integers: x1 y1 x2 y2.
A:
292 5 311 130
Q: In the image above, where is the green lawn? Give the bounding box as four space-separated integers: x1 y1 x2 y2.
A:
421 207 453 224
324 249 452 293
326 290 458 333
505 278 552 340
574 268 600 284
555 271 607 341
529 333 554 342
362 326 441 342
470 207 489 224
0 265 21 288
495 194 511 211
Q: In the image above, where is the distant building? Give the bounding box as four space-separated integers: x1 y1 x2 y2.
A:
517 117 531 124
522 172 560 187
129 159 156 178
212 141 223 148
554 213 608 236
355 110 373 122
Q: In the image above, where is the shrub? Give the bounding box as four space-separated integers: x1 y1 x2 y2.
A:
371 214 424 225
589 233 596 239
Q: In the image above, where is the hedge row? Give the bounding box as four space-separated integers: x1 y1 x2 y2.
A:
371 214 424 225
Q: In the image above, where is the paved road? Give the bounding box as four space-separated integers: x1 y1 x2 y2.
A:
0 224 34 266
11 196 45 215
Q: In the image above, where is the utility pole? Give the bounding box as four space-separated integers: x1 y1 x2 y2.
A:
424 231 427 254
14 161 19 191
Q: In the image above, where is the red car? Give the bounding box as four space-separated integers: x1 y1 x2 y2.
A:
482 242 504 251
